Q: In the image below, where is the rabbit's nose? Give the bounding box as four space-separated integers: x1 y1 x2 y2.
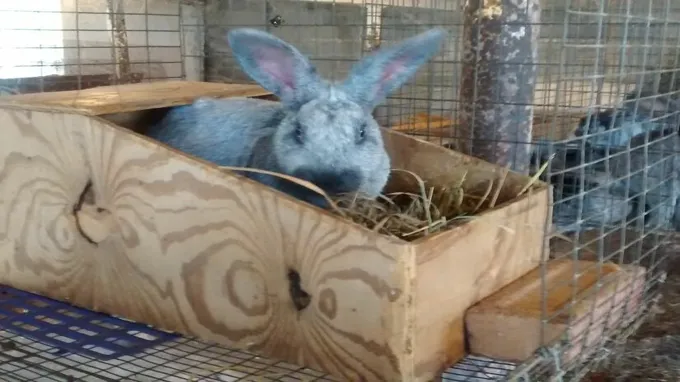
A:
293 168 361 195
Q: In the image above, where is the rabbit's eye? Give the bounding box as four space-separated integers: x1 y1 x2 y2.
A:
357 124 367 143
294 122 304 144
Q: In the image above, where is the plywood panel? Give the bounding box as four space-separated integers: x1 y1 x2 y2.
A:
0 81 271 115
0 80 553 381
381 130 551 379
0 105 411 381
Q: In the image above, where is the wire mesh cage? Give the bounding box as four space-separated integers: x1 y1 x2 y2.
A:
0 0 679 381
0 284 518 381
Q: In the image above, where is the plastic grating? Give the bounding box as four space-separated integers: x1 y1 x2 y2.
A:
0 285 179 360
0 286 515 381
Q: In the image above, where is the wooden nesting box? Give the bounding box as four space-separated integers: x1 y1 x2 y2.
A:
0 81 551 381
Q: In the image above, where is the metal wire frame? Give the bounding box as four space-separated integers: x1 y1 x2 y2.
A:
0 0 186 93
0 1 511 380
0 324 516 382
0 328 338 382
0 277 514 382
526 0 680 379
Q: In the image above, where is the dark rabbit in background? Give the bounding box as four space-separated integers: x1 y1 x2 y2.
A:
623 69 680 129
146 27 447 208
572 69 680 149
530 130 680 233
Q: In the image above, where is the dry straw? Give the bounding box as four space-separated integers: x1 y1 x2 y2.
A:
220 159 549 242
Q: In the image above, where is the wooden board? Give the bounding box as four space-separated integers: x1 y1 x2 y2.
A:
412 189 551 377
389 110 582 144
0 81 271 116
465 259 646 364
381 130 552 378
390 113 455 133
0 105 412 381
0 73 144 95
382 129 547 198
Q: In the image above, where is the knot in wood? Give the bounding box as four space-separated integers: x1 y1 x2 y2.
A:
73 180 115 245
287 269 311 311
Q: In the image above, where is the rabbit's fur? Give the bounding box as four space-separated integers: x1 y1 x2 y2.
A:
531 66 680 233
551 173 633 232
146 28 447 208
623 70 680 131
530 140 635 231
573 107 676 149
531 132 680 232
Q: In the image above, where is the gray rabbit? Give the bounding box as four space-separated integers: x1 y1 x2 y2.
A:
145 28 447 208
623 69 680 131
530 139 634 232
531 132 680 233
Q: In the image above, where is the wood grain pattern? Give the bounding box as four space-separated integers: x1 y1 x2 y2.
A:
389 110 581 147
0 105 412 381
381 130 552 379
0 73 144 95
466 259 646 364
390 113 455 132
0 81 271 116
0 81 552 381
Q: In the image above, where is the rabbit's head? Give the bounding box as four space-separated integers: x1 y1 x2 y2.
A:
227 28 446 200
624 71 680 130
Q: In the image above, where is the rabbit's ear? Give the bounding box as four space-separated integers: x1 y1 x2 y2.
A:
227 28 323 109
341 28 446 110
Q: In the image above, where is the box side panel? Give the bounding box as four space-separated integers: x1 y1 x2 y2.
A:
411 187 550 380
0 107 410 381
381 128 543 201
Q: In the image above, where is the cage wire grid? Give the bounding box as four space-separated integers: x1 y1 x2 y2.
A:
0 329 516 382
0 285 517 382
0 0 679 381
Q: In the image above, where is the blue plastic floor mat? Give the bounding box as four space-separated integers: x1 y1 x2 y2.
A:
0 285 178 360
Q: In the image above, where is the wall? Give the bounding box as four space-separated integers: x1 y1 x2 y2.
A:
203 0 366 83
369 0 680 122
373 3 463 126
0 1 64 79
535 0 680 110
59 0 203 82
45 0 680 118
201 0 680 126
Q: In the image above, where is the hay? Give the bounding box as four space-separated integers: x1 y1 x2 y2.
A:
331 168 507 240
219 162 546 242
